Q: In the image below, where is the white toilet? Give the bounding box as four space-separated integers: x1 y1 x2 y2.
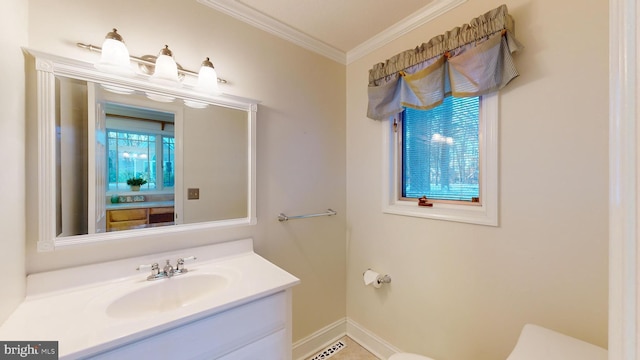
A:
505 324 607 360
388 324 607 360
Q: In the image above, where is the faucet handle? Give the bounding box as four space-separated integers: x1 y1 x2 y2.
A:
137 262 159 274
176 256 197 273
178 256 197 264
137 262 164 280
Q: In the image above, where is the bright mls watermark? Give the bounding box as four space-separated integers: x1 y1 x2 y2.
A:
1 341 58 359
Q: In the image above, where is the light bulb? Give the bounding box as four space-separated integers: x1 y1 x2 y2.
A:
150 45 179 85
95 28 133 76
196 57 221 95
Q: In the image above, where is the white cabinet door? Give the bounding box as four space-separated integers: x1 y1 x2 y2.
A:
88 292 287 360
216 330 287 360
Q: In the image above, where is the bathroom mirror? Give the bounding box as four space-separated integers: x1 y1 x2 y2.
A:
26 49 257 251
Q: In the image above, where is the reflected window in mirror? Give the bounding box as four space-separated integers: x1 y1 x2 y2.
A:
105 102 175 193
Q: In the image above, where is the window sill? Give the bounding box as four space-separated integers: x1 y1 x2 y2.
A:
383 200 498 226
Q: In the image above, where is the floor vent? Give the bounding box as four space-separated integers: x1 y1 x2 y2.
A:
308 340 347 360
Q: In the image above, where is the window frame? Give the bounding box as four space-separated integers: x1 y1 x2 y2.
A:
106 128 175 192
382 92 498 226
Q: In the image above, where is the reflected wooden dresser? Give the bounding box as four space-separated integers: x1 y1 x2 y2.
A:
106 206 174 231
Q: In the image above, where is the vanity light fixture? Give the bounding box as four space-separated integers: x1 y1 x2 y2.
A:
196 57 220 95
149 45 179 85
77 29 228 92
184 57 221 107
94 29 134 76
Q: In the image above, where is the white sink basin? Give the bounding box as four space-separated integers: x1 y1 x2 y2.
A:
106 273 229 319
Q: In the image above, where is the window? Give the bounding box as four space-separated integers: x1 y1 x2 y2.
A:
402 96 480 203
383 93 498 226
107 130 175 192
104 102 175 193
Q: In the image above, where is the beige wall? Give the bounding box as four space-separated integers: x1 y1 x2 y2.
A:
25 0 346 342
0 0 27 323
183 106 248 223
346 1 608 359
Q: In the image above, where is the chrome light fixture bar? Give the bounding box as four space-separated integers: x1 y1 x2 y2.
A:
77 42 228 84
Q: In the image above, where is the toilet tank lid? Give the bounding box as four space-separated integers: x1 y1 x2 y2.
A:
506 324 607 360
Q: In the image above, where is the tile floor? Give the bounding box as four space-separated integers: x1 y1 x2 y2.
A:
306 336 379 360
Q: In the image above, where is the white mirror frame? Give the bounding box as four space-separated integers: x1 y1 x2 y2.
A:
24 48 258 252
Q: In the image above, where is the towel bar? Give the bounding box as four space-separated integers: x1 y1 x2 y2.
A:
277 209 336 222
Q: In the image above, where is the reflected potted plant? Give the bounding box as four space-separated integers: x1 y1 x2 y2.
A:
126 177 147 191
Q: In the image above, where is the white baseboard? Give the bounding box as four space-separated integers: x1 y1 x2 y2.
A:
346 318 402 359
293 318 347 360
292 317 401 360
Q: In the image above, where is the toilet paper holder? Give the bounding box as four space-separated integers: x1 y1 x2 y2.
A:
376 274 392 285
363 269 392 287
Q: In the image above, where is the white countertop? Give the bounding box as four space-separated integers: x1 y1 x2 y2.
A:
0 239 299 359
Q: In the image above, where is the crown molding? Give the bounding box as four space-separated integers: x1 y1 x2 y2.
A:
197 0 346 64
197 0 466 65
346 0 467 64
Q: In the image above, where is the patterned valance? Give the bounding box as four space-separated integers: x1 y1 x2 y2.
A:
367 4 523 120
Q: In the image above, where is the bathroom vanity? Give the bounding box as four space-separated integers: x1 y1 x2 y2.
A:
0 239 299 359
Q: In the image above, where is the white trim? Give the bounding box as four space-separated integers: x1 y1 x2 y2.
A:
292 318 346 360
292 318 401 360
609 0 639 359
346 0 467 64
196 0 345 64
346 318 402 360
196 0 466 65
382 93 498 226
35 58 56 252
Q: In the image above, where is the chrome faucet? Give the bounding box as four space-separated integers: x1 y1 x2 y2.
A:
163 260 175 278
137 256 197 281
